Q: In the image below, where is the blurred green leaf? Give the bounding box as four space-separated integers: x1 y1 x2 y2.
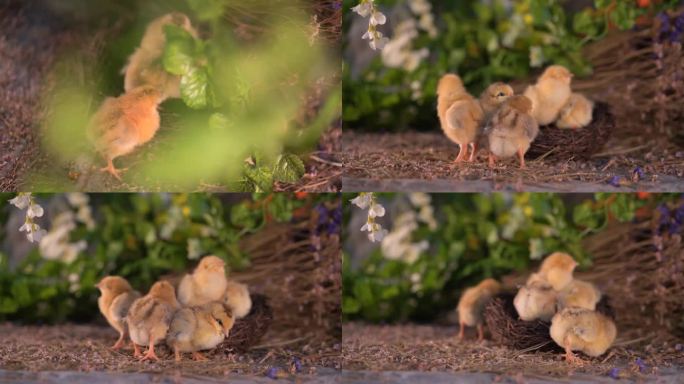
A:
273 153 305 183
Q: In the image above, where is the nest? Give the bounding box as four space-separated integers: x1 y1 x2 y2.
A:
484 292 615 352
526 102 614 161
219 294 273 352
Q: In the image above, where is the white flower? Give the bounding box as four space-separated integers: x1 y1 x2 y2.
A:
408 0 431 15
76 206 95 230
187 238 202 260
27 203 44 218
9 194 31 209
66 193 89 207
409 193 431 207
27 228 47 243
487 36 500 52
368 228 388 242
351 1 372 17
350 193 372 209
370 10 386 26
368 203 385 218
369 35 389 50
529 46 544 68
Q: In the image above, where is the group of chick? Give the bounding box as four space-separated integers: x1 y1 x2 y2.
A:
96 255 252 362
457 252 617 366
87 12 199 180
437 65 594 168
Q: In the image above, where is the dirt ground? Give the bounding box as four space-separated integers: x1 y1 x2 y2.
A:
339 131 684 192
0 1 340 193
342 323 684 381
0 323 340 379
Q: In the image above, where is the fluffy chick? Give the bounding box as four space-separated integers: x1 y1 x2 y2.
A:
87 85 163 180
167 302 235 361
123 12 199 100
457 278 501 340
523 65 573 125
96 276 141 350
223 280 252 319
550 307 617 365
127 281 180 361
538 252 578 291
178 255 228 307
479 82 514 121
485 95 539 168
514 273 557 321
558 279 601 311
437 74 484 163
556 93 594 129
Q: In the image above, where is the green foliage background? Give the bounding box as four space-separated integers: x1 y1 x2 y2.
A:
0 193 335 323
343 192 682 323
343 0 679 131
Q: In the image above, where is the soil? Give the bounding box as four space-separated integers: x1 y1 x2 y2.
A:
339 131 684 192
0 1 340 193
0 323 340 379
342 323 684 381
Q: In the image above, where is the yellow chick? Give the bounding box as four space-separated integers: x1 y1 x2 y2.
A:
437 74 484 163
479 82 514 121
523 65 573 125
556 93 594 129
178 255 228 307
485 95 539 169
223 280 252 319
127 281 180 361
87 85 163 180
456 278 501 341
550 307 617 365
95 276 141 350
123 12 199 100
538 252 578 291
166 302 235 361
513 273 557 321
558 279 601 311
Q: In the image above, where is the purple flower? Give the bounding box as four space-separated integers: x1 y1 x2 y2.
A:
608 367 620 379
635 357 647 373
608 176 621 187
266 367 279 379
675 343 683 351
659 12 671 34
675 205 684 225
332 1 342 11
292 357 302 373
632 167 644 182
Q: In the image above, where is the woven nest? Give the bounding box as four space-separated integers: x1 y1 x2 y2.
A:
526 102 614 161
218 294 273 352
484 292 615 352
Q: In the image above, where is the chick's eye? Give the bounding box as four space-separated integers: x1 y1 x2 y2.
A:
497 92 505 97
216 318 223 326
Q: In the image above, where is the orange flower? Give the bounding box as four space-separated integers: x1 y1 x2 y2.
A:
637 192 651 200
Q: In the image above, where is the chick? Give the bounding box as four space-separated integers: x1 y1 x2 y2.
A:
513 273 558 321
123 12 199 100
127 281 180 361
556 93 594 129
95 276 141 350
437 74 484 163
479 82 514 121
523 65 573 125
223 280 252 319
557 279 601 311
167 302 235 361
550 307 617 365
456 278 501 341
178 255 228 307
87 86 163 180
538 252 578 291
485 95 539 169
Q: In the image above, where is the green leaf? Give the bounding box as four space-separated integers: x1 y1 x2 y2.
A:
180 66 213 109
0 297 18 314
573 10 599 37
244 166 273 192
208 112 231 132
162 25 196 75
273 153 305 183
187 0 225 22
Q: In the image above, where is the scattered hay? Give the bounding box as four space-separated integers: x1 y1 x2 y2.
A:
220 294 273 352
527 102 614 161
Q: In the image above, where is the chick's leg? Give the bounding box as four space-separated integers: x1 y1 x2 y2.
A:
140 341 160 362
174 347 182 362
111 331 126 350
133 343 143 358
563 336 584 366
488 154 496 168
458 321 465 340
517 148 526 169
100 157 127 181
192 351 208 361
468 142 477 162
476 324 484 342
453 144 466 163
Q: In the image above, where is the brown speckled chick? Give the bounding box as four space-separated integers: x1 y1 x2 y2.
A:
457 278 501 341
123 12 199 100
437 74 484 163
479 82 514 121
550 307 617 365
87 85 163 180
167 302 235 361
96 276 141 350
127 281 180 361
485 95 539 168
178 255 228 307
523 65 573 125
